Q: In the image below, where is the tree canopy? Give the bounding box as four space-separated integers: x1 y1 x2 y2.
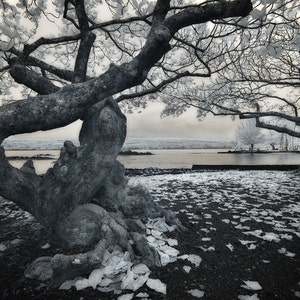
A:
160 0 300 137
0 0 255 142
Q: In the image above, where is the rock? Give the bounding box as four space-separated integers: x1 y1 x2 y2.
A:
25 256 53 281
10 238 24 246
0 243 7 252
56 204 114 248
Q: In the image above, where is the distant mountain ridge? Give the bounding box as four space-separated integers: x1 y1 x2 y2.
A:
3 137 233 150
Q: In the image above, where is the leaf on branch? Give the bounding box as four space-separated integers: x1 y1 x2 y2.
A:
267 44 283 58
261 0 276 4
250 6 266 20
0 26 16 39
0 40 15 51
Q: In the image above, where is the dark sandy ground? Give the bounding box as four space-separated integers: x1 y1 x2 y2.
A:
0 169 299 300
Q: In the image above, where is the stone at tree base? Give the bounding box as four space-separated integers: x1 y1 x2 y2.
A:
25 256 53 281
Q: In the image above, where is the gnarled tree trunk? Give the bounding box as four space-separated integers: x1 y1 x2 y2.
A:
0 99 179 286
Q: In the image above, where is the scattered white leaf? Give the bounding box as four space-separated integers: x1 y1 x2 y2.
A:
222 219 230 224
74 278 90 291
183 266 191 273
239 240 257 245
247 244 257 250
88 269 103 289
0 244 7 252
136 292 149 298
178 254 189 260
117 293 134 300
238 293 260 300
199 246 215 252
241 281 262 291
167 238 178 246
278 247 295 257
280 234 293 241
146 278 166 294
226 243 234 252
187 289 205 298
261 232 280 242
187 254 202 267
41 242 51 249
201 237 211 242
132 263 150 275
262 260 270 264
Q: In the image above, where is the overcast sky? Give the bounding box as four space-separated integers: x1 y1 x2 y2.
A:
126 103 238 141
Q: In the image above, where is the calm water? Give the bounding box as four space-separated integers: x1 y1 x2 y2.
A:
5 149 300 175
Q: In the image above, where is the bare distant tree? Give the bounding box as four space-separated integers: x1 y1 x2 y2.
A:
235 119 264 152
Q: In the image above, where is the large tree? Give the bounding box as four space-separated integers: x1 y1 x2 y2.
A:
161 0 300 137
0 0 253 286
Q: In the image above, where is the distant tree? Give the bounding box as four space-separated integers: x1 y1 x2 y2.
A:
235 119 264 152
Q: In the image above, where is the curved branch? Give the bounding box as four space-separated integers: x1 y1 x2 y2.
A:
240 111 300 124
256 118 300 138
73 31 96 83
115 71 210 102
10 64 60 95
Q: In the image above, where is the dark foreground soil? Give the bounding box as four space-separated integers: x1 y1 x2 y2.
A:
0 170 299 300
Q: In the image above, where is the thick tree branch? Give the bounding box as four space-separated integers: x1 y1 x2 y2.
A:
73 31 96 83
9 48 92 83
115 71 210 102
152 0 171 28
72 0 96 83
240 111 300 124
20 34 81 59
256 118 300 138
10 64 60 94
164 0 252 35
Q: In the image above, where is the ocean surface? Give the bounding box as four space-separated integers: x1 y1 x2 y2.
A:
5 149 300 175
